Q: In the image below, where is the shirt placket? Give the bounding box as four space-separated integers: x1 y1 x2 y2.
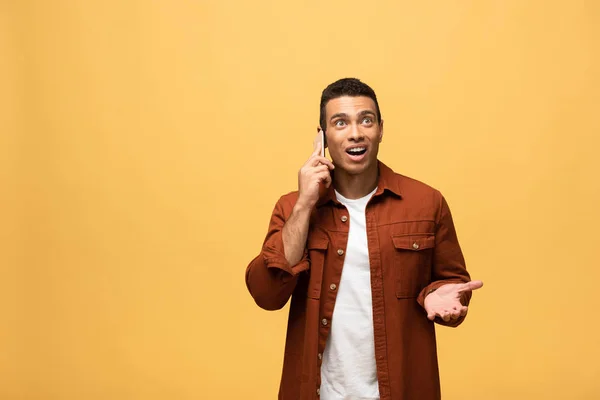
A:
315 205 350 397
366 199 391 399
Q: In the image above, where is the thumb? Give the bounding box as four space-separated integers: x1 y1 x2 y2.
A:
459 280 484 293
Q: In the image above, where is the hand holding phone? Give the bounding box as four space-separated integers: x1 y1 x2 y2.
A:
298 130 334 209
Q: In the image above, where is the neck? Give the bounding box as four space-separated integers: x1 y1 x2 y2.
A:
333 162 379 200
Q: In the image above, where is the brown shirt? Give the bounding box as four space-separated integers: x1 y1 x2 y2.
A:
245 161 472 400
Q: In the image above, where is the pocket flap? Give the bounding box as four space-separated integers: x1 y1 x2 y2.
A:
307 236 328 250
392 234 435 251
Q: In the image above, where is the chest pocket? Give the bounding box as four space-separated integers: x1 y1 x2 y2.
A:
392 233 435 298
306 235 328 300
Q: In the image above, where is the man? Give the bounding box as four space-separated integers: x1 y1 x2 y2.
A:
245 78 483 400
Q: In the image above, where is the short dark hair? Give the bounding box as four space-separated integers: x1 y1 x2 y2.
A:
319 78 382 132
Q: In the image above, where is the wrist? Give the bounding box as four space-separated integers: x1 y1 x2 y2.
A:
293 199 314 214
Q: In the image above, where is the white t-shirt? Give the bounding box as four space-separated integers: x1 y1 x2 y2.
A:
320 187 380 400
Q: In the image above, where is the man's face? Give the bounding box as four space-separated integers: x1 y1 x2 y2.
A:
322 96 383 175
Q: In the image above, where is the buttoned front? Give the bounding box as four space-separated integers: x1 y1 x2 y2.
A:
245 161 473 400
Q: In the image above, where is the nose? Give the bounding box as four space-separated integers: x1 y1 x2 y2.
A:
349 123 364 142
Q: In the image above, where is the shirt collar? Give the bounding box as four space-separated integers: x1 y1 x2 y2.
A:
316 160 402 208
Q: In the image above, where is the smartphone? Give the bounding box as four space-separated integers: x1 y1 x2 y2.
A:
319 129 325 157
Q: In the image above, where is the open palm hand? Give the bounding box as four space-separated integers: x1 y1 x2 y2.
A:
424 280 483 322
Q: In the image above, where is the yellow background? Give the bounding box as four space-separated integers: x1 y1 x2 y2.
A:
2 1 599 399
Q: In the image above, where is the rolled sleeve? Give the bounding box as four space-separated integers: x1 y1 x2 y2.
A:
245 195 309 310
417 194 472 327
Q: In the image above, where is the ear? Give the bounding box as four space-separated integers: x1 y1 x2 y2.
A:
378 120 384 143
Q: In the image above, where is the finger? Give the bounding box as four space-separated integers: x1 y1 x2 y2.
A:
427 310 436 321
457 280 484 294
318 157 335 170
315 171 332 185
309 155 335 169
441 311 451 322
312 134 322 156
300 165 326 179
459 306 468 317
467 280 484 290
449 308 462 320
461 280 484 292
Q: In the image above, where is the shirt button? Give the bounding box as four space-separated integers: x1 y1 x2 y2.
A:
329 283 337 291
321 318 328 326
337 249 344 256
341 215 348 222
318 353 322 360
412 242 419 250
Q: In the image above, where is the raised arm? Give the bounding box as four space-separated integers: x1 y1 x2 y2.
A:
245 138 334 310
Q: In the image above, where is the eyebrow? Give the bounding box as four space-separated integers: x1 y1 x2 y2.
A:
329 110 377 122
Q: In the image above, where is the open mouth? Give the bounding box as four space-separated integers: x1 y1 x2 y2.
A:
346 147 367 156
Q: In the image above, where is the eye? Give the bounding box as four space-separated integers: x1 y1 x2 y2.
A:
335 120 346 127
362 117 373 124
